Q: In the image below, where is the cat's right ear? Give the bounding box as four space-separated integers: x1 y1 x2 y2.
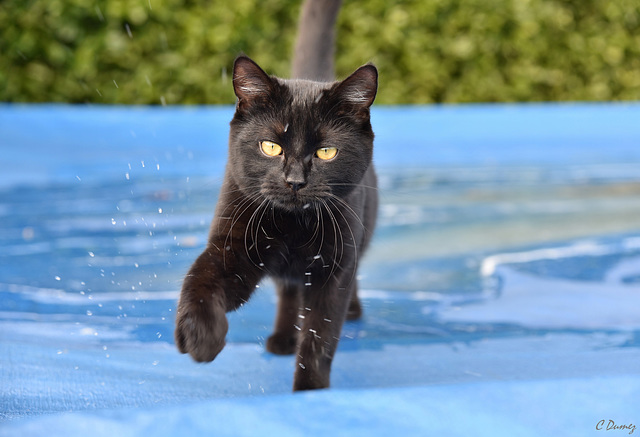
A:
233 56 273 110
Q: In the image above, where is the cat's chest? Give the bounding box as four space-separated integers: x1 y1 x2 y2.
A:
255 210 347 280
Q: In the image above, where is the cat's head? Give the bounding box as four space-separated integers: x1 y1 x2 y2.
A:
227 56 377 211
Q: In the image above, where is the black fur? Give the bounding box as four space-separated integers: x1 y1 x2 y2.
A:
175 56 378 391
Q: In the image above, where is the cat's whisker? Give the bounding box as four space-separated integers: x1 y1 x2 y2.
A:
299 203 322 249
311 203 323 247
254 199 274 265
319 198 345 283
216 185 264 221
221 191 264 268
327 182 380 191
326 193 367 232
244 198 270 268
326 197 359 287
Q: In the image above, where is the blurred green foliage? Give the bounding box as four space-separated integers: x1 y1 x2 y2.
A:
1 0 640 104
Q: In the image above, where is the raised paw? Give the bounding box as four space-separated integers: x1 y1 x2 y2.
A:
175 293 228 363
266 331 298 355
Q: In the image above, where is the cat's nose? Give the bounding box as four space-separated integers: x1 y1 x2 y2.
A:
286 179 307 192
285 163 307 192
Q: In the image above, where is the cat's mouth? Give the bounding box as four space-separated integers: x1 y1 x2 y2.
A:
260 185 325 211
266 193 316 211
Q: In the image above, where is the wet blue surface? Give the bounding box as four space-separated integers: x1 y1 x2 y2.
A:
1 103 640 436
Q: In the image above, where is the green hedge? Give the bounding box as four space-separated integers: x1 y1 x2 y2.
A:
2 0 640 104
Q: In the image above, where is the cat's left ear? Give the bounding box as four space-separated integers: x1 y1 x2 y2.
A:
333 64 378 111
233 56 274 110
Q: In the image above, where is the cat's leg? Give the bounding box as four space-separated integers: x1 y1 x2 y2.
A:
175 244 263 363
266 280 302 355
292 273 355 391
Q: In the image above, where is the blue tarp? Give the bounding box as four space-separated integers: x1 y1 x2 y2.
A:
1 104 639 436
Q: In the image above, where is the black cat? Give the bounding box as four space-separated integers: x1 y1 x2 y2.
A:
175 3 377 391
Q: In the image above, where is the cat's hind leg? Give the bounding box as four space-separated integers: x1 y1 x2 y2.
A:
266 280 302 355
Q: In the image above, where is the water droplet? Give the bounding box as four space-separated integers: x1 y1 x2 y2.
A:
298 363 306 369
22 227 35 240
158 208 163 214
54 276 61 281
88 252 95 257
86 310 93 316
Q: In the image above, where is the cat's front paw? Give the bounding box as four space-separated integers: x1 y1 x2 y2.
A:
175 293 228 363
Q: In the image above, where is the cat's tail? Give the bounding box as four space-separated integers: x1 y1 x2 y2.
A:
291 0 342 82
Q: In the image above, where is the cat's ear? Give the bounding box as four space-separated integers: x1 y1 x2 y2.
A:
333 64 378 111
233 56 273 110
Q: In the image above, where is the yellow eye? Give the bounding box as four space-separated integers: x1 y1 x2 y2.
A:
260 140 282 157
316 147 338 161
